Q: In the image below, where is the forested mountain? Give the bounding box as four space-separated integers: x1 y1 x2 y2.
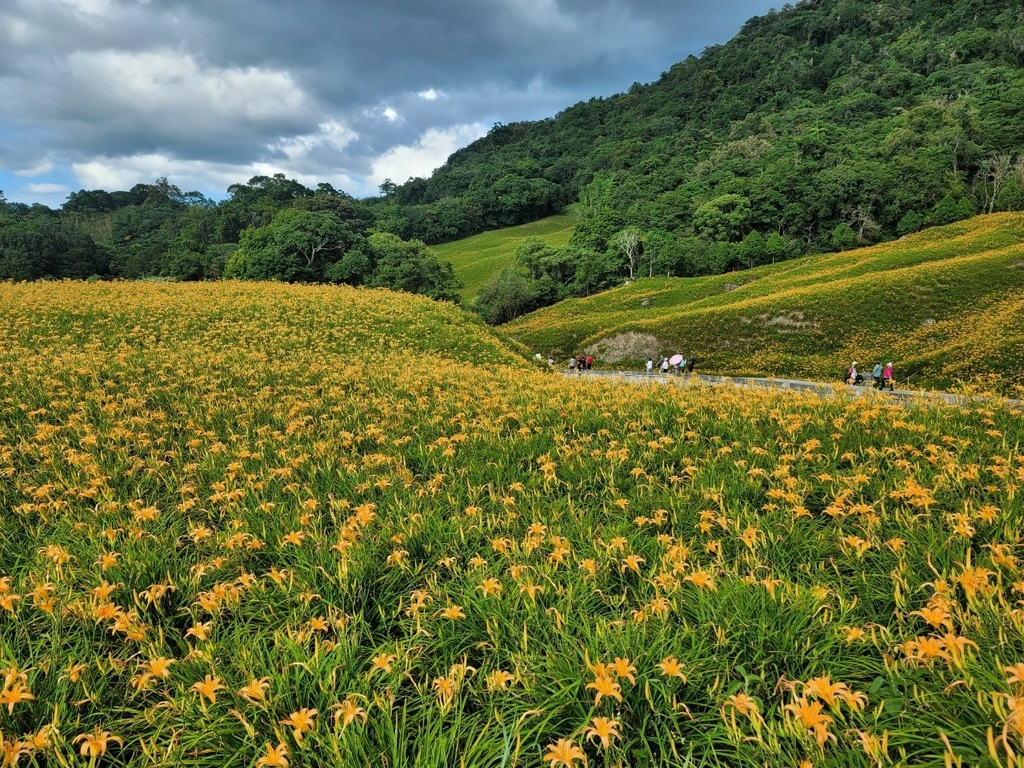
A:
3 0 1023 317
377 0 1024 270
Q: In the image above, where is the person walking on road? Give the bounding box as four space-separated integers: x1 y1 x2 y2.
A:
646 358 653 376
660 357 669 375
846 362 861 385
872 362 883 389
883 362 894 391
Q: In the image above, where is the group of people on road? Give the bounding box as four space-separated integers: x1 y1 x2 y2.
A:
560 353 699 376
568 354 594 373
846 360 895 391
551 351 897 391
647 356 697 376
545 348 905 393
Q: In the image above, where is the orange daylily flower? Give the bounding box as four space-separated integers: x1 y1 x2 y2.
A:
803 675 867 711
237 677 271 704
657 657 687 681
439 605 466 620
724 692 760 718
684 570 716 590
586 675 622 706
785 697 835 746
370 653 398 675
1005 663 1024 688
0 681 34 713
333 696 368 728
584 716 621 749
186 621 214 641
191 674 225 704
486 669 515 691
610 657 637 685
73 729 123 759
255 742 289 767
281 708 318 742
544 738 587 767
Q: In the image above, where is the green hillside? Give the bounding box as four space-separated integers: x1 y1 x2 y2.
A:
504 214 1024 393
430 208 575 301
379 0 1024 271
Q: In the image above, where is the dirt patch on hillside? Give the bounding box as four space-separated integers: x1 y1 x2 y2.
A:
741 311 819 333
585 332 661 363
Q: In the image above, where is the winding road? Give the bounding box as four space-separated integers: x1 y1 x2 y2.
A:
559 369 1022 410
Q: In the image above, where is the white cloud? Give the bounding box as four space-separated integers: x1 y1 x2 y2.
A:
271 120 358 162
65 49 310 124
58 0 113 16
26 182 69 195
13 158 56 176
382 107 399 122
370 123 488 187
71 152 360 200
418 88 441 101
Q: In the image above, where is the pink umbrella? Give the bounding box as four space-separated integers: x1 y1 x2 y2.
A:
669 354 684 366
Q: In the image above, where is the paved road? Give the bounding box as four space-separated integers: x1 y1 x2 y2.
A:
559 369 1022 410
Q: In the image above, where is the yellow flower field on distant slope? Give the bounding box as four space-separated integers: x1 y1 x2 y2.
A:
504 213 1024 393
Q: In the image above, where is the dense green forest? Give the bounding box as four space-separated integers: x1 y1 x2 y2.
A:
0 177 460 301
3 0 1024 320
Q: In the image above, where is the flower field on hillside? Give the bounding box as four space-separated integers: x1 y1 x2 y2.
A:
0 282 1023 767
504 214 1024 393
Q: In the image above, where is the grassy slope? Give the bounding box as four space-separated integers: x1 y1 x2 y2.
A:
430 207 576 302
504 214 1024 392
0 281 529 370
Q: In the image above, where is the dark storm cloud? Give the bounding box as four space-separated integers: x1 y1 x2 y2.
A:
177 0 761 103
0 0 778 204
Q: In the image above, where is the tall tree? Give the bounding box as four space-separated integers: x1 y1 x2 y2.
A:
232 209 365 283
693 195 752 242
977 154 1013 214
472 268 543 325
615 227 643 279
366 233 461 302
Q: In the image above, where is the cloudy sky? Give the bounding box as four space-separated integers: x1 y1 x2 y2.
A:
0 0 778 207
